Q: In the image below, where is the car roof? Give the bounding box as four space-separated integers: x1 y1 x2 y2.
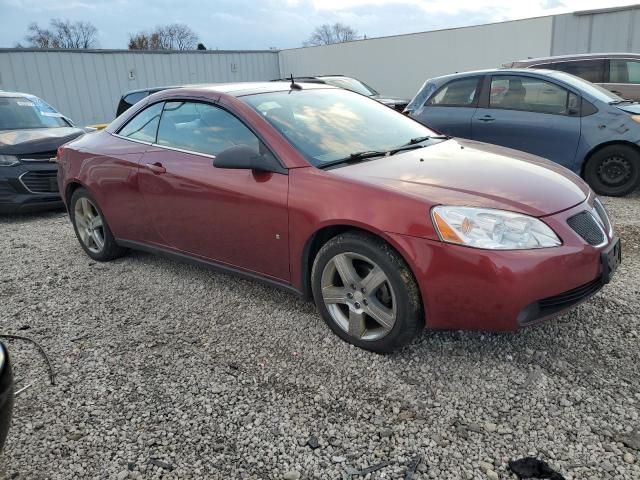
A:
508 52 640 66
157 81 337 98
427 68 556 82
0 90 35 98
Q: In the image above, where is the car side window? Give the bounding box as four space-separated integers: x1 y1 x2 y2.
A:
489 76 572 115
427 77 480 107
156 101 260 156
118 102 164 142
610 59 640 84
538 60 605 84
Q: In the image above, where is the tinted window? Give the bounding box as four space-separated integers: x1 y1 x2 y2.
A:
242 89 436 166
156 101 259 156
124 91 149 107
118 102 164 142
427 77 480 107
537 60 605 83
489 76 571 115
0 96 68 130
610 59 640 84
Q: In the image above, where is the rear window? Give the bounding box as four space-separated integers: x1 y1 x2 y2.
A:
0 96 69 130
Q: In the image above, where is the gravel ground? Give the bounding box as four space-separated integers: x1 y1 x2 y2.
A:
0 193 639 480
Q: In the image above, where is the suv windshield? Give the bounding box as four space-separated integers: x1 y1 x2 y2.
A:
319 77 379 96
242 88 436 166
0 96 69 130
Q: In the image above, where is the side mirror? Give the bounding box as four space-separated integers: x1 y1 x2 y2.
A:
0 342 14 452
213 144 287 174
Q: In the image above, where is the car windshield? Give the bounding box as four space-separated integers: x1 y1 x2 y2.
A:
0 96 69 130
549 71 624 102
319 77 379 96
242 88 437 166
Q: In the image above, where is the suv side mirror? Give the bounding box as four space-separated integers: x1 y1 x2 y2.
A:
213 144 287 174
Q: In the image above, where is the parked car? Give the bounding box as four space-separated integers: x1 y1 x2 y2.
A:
116 86 177 117
0 91 86 213
504 53 640 101
405 68 640 196
58 83 620 352
0 342 13 452
272 75 410 111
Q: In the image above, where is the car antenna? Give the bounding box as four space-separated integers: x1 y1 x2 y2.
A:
289 73 302 90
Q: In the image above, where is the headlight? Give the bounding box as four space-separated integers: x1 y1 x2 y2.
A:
0 155 19 167
431 206 561 250
631 115 640 124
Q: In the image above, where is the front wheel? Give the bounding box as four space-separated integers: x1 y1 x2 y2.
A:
311 232 423 353
584 145 640 197
70 188 127 261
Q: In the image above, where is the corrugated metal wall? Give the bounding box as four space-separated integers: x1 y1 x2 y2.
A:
0 49 280 126
278 17 554 99
551 6 640 55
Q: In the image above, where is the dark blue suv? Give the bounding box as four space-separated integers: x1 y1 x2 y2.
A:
406 69 640 196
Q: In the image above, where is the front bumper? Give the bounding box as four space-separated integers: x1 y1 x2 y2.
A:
387 200 619 331
0 162 63 214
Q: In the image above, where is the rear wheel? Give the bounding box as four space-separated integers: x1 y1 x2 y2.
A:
311 232 423 353
70 188 126 261
584 145 640 196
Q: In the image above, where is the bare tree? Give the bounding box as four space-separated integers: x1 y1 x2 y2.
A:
24 19 98 49
304 23 359 46
128 23 199 50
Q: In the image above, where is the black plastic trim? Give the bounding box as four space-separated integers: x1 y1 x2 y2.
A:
116 239 302 296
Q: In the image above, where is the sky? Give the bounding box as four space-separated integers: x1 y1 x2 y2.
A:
0 0 638 50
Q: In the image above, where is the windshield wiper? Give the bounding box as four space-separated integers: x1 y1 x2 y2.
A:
387 135 450 155
609 99 636 105
318 136 451 169
317 150 388 169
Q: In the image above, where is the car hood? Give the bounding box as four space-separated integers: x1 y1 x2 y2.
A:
330 138 589 217
0 127 85 155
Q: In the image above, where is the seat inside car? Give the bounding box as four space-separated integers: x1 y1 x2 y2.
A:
500 78 527 108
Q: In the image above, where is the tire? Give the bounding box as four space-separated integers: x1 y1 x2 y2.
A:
311 231 423 353
584 145 640 197
69 188 127 261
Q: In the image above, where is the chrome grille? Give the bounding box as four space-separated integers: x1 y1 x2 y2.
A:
19 171 59 194
593 198 612 236
17 150 57 162
567 211 605 246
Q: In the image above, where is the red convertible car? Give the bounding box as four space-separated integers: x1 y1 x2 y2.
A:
57 82 620 352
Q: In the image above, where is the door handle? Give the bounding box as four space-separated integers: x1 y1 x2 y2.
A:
477 115 495 122
145 162 166 174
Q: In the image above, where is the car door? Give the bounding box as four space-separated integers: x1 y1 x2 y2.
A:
138 100 290 282
411 76 482 138
471 74 581 169
607 58 640 101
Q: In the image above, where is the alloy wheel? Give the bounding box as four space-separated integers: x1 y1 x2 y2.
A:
320 252 396 341
74 197 105 254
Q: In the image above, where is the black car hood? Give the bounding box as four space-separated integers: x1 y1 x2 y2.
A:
0 127 85 155
371 95 410 105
